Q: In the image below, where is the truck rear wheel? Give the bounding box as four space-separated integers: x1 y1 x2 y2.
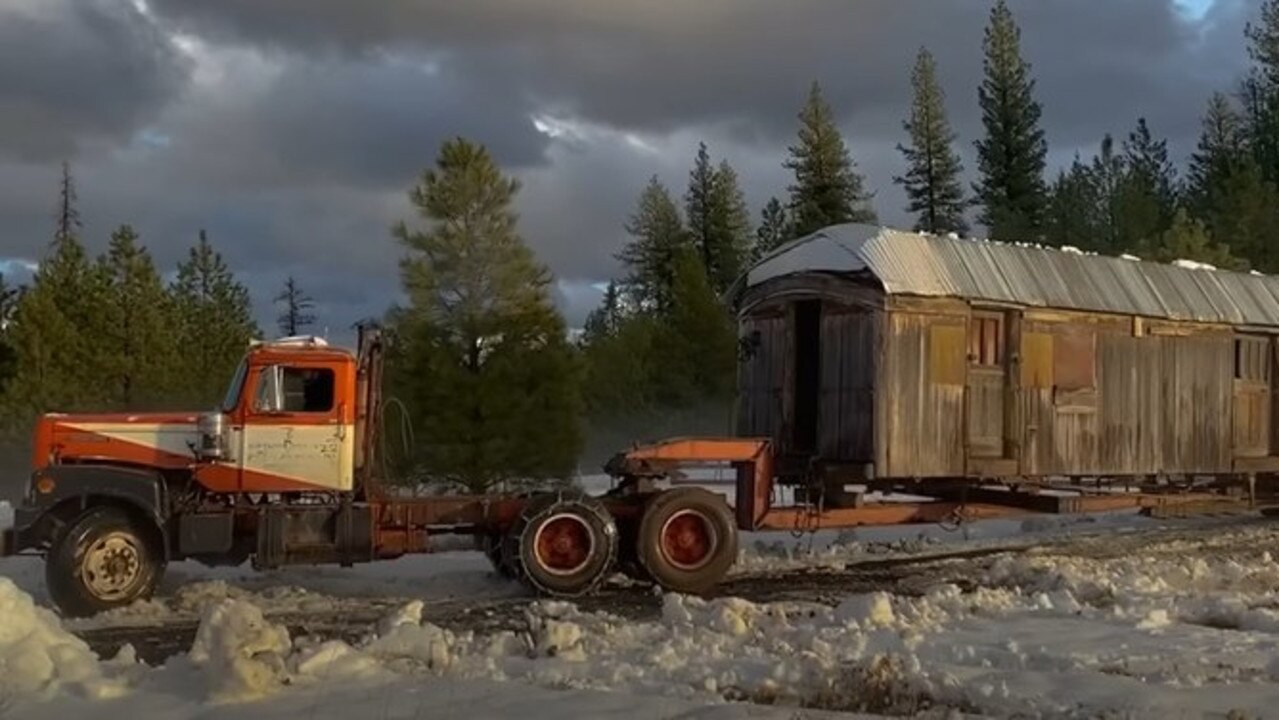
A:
514 494 617 596
637 488 736 594
46 506 163 618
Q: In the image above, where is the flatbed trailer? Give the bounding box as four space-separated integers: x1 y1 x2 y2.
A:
5 323 1277 618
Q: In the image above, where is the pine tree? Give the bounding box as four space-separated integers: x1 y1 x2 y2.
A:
973 0 1048 240
171 230 258 405
1245 0 1279 182
651 249 738 407
0 275 22 398
752 197 791 261
1089 134 1126 253
5 165 108 419
686 143 717 274
707 159 752 290
785 81 876 236
1188 94 1252 211
895 47 968 235
1187 93 1279 269
56 161 80 245
1138 208 1247 270
1045 157 1101 250
98 225 177 409
581 280 623 346
391 137 582 492
618 176 690 311
685 145 752 293
275 276 316 337
1115 118 1177 251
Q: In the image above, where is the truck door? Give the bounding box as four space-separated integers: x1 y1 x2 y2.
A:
240 363 352 492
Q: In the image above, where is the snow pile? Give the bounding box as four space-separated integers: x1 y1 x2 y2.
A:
186 599 292 702
0 577 130 701
1173 257 1218 271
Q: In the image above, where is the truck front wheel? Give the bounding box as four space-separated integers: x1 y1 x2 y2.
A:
46 506 164 617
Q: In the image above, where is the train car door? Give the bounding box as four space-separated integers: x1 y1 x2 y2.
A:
1233 334 1272 458
966 310 1008 459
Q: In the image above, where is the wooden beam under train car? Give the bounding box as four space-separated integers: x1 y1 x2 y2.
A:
752 490 1248 531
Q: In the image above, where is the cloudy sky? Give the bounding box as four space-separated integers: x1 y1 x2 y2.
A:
0 0 1260 338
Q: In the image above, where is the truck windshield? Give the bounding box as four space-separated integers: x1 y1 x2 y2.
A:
220 359 248 412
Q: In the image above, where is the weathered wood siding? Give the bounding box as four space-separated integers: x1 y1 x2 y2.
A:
736 311 786 443
1018 313 1234 476
739 275 1270 480
818 307 877 461
881 308 966 477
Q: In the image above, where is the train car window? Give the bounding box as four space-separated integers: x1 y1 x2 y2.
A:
969 313 1004 367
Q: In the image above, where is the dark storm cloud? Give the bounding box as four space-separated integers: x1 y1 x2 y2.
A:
0 0 1268 334
144 0 1250 148
0 0 188 162
237 57 550 188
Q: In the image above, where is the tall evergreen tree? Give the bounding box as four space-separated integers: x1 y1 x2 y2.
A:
685 145 752 293
752 197 791 261
1245 0 1279 182
1045 157 1101 250
391 137 581 492
707 159 752 290
5 165 108 418
1138 208 1247 270
686 143 717 275
1115 118 1177 250
98 226 176 409
785 81 876 236
1187 93 1279 269
0 275 20 397
973 0 1048 240
618 176 690 311
895 47 968 235
275 276 315 337
651 249 738 407
171 230 258 405
56 161 80 245
581 280 624 346
1088 134 1126 253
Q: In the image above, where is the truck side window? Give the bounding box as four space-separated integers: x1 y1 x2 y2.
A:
256 367 335 413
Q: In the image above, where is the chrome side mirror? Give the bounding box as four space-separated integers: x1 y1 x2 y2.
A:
254 365 285 413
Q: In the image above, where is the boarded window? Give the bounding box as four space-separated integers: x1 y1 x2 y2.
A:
1235 336 1271 383
968 313 1004 367
1053 329 1096 391
1021 332 1054 388
929 324 965 386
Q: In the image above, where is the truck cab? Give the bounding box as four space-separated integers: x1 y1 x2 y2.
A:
9 335 366 616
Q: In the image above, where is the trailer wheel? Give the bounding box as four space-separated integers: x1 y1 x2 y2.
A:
46 506 164 618
637 488 736 594
514 494 617 596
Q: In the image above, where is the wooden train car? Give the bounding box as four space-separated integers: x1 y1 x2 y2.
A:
732 223 1279 488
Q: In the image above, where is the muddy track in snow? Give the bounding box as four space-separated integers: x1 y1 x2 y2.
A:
73 515 1279 665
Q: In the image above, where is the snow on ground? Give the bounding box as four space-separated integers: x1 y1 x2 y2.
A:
6 497 1279 718
7 529 1279 718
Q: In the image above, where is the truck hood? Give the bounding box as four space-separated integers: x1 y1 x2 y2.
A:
34 411 202 470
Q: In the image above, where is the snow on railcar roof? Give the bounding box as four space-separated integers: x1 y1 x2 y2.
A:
738 223 1279 327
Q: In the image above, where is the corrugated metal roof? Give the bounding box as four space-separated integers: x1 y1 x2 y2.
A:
741 223 1279 327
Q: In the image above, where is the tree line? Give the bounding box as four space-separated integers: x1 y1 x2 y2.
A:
0 163 334 444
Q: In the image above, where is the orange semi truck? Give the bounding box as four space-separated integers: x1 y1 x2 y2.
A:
2 324 1236 617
